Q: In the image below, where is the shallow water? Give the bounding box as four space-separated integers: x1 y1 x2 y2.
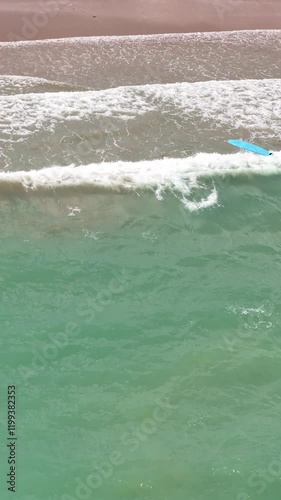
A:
1 30 281 500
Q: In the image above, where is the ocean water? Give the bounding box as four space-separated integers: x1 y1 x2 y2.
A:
1 30 281 500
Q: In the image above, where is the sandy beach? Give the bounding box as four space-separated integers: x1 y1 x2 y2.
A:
0 0 281 42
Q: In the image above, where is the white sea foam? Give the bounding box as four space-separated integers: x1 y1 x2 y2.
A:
182 188 218 212
0 79 280 140
1 152 281 210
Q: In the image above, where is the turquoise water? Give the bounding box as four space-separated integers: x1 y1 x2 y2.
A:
1 184 281 500
1 31 281 500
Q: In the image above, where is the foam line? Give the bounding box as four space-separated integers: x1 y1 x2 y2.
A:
1 152 280 195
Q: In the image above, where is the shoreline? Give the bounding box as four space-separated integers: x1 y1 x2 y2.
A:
1 28 281 46
0 28 280 49
0 0 281 42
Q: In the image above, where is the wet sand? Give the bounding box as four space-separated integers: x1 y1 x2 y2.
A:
0 0 281 42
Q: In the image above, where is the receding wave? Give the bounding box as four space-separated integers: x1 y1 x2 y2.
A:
0 75 88 96
1 30 280 90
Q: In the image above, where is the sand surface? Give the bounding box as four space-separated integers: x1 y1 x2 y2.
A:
0 0 280 42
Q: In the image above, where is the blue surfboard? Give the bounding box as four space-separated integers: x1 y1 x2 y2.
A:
228 140 272 156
